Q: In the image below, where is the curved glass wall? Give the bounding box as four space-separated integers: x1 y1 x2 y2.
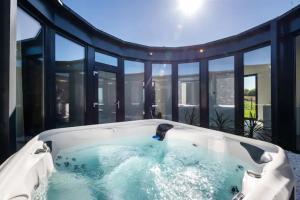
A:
209 56 235 132
296 36 300 151
178 62 200 126
152 64 172 120
125 60 145 121
244 46 271 142
8 1 300 157
16 8 44 148
55 34 85 128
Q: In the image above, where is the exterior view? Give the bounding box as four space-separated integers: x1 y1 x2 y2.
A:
1 0 300 199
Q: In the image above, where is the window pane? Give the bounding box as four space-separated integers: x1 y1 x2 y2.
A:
152 64 172 120
125 61 145 121
209 56 235 132
55 34 85 128
98 71 117 123
178 62 200 126
296 36 300 151
95 52 118 66
16 8 44 148
244 75 257 119
244 46 271 142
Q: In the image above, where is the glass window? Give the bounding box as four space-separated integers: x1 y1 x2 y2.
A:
244 46 271 142
209 56 235 132
152 64 172 120
98 71 117 123
178 62 200 126
16 8 44 148
55 34 85 128
95 52 118 66
296 36 300 151
244 75 258 119
124 60 145 121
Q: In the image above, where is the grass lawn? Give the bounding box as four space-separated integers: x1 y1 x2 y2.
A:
244 99 256 119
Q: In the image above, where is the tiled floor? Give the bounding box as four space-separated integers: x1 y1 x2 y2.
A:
287 151 300 200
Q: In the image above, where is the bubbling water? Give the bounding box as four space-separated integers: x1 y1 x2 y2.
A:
33 136 248 200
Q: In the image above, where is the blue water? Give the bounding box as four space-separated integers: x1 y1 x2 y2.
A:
33 136 248 200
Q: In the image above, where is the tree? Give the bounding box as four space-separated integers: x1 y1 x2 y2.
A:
248 89 256 96
244 89 250 96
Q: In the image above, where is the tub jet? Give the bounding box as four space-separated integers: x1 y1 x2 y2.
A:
231 185 239 195
152 123 174 141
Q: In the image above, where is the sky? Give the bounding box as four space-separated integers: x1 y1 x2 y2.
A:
62 0 300 47
244 76 256 90
17 8 41 41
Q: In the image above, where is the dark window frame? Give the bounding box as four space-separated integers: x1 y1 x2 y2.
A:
150 62 174 120
53 32 88 127
15 6 46 145
208 55 236 132
124 59 146 120
177 62 201 126
242 44 272 125
293 33 300 152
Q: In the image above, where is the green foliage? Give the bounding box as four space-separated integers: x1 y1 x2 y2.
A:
184 107 199 126
244 100 256 119
244 112 263 138
155 112 162 119
244 88 256 96
248 89 256 96
210 110 232 132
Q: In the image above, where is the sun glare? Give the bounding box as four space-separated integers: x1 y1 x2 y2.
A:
177 0 203 17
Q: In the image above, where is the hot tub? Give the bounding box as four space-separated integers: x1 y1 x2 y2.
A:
0 120 295 200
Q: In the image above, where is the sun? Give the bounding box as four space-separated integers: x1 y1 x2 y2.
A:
177 0 203 17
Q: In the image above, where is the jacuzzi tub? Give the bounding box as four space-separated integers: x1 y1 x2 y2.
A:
0 119 295 200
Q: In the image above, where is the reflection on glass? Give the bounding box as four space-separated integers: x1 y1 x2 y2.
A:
124 61 145 121
244 46 271 142
178 63 200 126
296 36 300 150
209 56 235 132
55 34 85 128
98 71 117 123
244 75 257 119
95 52 118 66
16 8 44 148
152 64 172 120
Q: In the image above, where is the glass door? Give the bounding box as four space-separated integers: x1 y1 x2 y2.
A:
94 71 118 124
92 51 122 124
151 64 172 120
98 71 117 123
